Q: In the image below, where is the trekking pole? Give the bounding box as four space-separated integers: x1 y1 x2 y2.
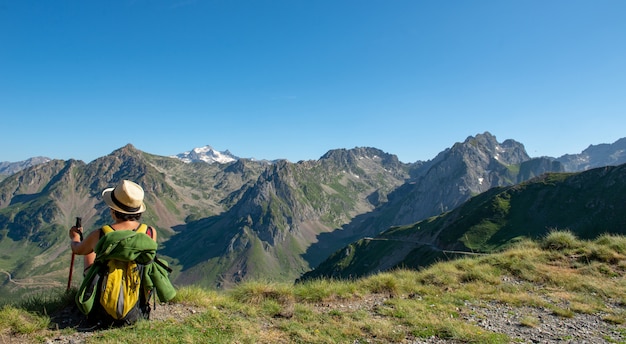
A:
67 217 82 292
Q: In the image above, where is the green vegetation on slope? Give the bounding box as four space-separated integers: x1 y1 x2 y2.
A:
2 231 624 343
304 165 626 281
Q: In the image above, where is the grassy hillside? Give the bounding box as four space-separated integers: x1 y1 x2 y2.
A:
2 231 625 343
303 164 626 281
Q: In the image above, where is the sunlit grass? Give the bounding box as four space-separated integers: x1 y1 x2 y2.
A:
2 231 626 343
0 305 49 335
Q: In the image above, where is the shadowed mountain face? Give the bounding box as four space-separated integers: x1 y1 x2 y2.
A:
300 164 626 281
160 148 411 288
1 132 622 298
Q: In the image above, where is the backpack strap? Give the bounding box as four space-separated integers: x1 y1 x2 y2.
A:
137 224 154 239
99 224 153 239
101 225 114 236
134 223 148 235
100 225 113 239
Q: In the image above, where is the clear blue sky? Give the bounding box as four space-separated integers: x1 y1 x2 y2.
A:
1 1 625 163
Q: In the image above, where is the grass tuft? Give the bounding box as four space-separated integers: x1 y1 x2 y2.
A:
360 272 400 296
0 305 49 334
230 280 294 305
542 229 582 251
595 234 626 254
519 315 540 328
18 289 75 315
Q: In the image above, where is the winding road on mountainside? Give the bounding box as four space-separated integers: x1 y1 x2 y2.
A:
0 269 63 287
362 237 486 256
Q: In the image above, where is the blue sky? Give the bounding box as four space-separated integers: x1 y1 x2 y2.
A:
1 1 625 164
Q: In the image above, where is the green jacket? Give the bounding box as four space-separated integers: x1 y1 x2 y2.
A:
75 228 176 315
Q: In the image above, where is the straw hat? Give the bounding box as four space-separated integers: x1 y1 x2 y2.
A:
102 180 146 214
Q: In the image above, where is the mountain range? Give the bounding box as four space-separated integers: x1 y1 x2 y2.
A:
1 132 625 300
3 137 626 174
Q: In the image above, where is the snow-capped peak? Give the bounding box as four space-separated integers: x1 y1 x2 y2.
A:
172 145 238 164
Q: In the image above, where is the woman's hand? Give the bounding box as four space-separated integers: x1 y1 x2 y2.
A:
69 226 83 242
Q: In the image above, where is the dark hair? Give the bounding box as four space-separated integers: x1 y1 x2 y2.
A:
112 210 143 222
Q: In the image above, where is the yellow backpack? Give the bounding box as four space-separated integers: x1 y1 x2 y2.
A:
98 224 153 321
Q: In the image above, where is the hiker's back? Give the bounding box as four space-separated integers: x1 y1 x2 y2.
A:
89 224 157 327
73 180 175 329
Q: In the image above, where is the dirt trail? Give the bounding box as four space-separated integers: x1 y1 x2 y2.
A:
0 270 63 287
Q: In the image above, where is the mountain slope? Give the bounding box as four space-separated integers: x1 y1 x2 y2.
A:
161 148 410 288
303 132 564 268
301 163 626 281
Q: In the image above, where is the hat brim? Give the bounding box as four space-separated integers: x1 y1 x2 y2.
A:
102 187 146 214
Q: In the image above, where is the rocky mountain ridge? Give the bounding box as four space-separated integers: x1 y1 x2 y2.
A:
0 132 624 299
3 136 626 175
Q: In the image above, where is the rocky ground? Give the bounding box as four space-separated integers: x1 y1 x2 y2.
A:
34 298 624 344
321 294 626 344
458 300 625 344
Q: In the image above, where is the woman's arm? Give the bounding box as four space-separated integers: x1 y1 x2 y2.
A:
69 226 100 255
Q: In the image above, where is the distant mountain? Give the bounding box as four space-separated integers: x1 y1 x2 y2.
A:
0 156 51 178
556 137 626 171
300 163 626 281
172 145 238 164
